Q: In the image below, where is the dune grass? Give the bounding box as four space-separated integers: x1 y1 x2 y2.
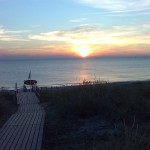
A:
0 91 17 127
40 80 150 150
41 81 150 122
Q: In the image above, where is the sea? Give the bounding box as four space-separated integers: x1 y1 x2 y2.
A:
0 57 150 89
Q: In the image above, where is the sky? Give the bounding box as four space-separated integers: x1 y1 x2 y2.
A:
0 0 150 58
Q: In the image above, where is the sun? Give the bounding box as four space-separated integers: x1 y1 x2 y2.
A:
76 45 90 57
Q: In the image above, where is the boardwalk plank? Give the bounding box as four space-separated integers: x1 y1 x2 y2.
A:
3 125 24 150
0 126 18 149
3 113 20 126
14 125 30 150
0 91 45 150
31 112 45 150
0 125 14 144
36 124 44 150
9 125 25 150
25 125 37 150
30 125 41 150
19 125 33 150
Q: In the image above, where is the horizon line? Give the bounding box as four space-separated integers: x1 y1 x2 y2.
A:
1 55 150 60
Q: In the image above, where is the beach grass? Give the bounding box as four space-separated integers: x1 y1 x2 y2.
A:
0 91 17 127
41 81 150 121
40 80 150 150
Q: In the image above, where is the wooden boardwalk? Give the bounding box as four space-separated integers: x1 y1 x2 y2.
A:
0 92 45 150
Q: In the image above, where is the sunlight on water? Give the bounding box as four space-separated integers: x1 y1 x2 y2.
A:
0 57 150 88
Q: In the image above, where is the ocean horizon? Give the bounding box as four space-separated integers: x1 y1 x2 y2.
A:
0 56 150 89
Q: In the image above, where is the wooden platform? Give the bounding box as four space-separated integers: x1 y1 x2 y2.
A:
0 92 45 150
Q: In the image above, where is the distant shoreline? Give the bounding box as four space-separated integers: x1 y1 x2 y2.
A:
1 79 150 91
39 79 150 91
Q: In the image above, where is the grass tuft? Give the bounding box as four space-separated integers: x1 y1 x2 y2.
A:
0 91 17 127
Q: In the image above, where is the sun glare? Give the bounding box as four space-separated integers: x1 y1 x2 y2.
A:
76 45 90 57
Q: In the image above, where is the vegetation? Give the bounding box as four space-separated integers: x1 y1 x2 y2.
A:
41 81 150 121
0 91 17 127
40 81 150 150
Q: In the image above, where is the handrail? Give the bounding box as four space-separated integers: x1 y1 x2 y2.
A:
32 85 41 98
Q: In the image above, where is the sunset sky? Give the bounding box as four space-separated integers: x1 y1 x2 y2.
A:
0 0 150 58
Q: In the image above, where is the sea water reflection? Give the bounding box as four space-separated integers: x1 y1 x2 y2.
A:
0 57 150 88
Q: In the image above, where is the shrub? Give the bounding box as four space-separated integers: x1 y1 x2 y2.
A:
0 92 17 126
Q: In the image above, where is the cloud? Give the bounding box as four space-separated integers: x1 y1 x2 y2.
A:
0 26 5 34
0 26 29 41
1 24 150 57
29 25 100 45
29 31 71 42
29 24 150 47
69 18 87 23
76 0 150 11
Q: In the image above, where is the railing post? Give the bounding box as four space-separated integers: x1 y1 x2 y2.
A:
15 83 18 104
33 85 41 98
